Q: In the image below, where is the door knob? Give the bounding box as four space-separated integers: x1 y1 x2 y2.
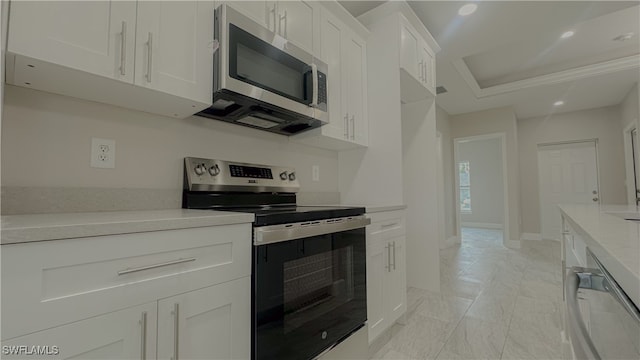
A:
592 190 598 195
592 197 599 202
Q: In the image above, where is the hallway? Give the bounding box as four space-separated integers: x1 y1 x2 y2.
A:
372 228 563 359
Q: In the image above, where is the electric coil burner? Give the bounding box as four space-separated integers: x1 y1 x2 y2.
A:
182 157 368 360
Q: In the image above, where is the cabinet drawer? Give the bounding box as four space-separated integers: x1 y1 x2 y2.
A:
2 224 251 340
367 210 406 238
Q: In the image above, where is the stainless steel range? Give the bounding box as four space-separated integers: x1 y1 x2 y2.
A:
182 157 368 360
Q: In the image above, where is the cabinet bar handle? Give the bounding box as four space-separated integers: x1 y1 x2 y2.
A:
350 115 355 140
282 10 288 38
270 5 277 32
423 62 427 84
344 114 349 139
117 257 196 276
140 312 147 360
146 32 153 83
120 21 127 76
386 243 391 272
172 303 180 360
381 222 398 229
392 241 396 270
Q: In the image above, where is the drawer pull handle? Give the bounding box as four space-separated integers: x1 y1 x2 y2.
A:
172 303 180 360
381 222 398 229
140 311 147 360
117 257 196 276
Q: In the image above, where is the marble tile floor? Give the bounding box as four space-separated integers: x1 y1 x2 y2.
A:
372 227 563 360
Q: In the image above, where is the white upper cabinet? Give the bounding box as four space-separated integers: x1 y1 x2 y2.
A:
135 1 214 104
229 0 316 54
227 1 272 29
292 5 368 150
399 21 420 82
6 1 214 118
318 9 347 141
345 34 368 145
399 16 436 96
276 0 315 54
7 1 136 83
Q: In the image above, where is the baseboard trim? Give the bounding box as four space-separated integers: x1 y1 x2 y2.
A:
461 222 503 229
505 239 521 249
520 232 543 241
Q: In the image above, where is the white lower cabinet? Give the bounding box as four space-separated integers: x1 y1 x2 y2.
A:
2 302 158 360
1 224 252 360
157 278 251 360
366 210 407 344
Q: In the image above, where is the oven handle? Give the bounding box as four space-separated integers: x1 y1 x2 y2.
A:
254 216 370 245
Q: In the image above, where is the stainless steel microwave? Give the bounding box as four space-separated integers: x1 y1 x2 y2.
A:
198 5 329 136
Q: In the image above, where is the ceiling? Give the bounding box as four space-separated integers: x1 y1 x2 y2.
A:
339 1 640 119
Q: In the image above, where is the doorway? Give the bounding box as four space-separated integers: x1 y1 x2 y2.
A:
538 140 599 241
454 133 509 246
623 123 639 205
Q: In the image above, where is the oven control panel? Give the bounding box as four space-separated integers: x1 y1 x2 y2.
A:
184 157 300 192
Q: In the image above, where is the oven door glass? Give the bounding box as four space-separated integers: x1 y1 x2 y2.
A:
253 227 366 360
229 24 312 106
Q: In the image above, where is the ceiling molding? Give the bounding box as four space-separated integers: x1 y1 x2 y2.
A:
453 54 640 99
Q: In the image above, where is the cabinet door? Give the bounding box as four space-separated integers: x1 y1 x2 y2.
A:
320 10 347 140
385 236 407 325
2 302 157 360
135 1 214 105
157 277 251 360
366 229 387 343
399 22 420 81
277 0 314 54
7 1 136 83
345 32 368 146
228 1 272 30
421 44 436 92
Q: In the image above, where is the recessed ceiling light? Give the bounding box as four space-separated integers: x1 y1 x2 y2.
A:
458 3 478 16
554 101 564 106
560 31 575 39
613 32 634 42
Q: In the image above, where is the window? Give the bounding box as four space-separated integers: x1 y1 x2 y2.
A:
459 161 471 213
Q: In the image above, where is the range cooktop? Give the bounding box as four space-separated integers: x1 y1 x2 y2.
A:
182 157 365 226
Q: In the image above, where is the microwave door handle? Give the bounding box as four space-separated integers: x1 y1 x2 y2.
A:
310 63 318 108
565 268 601 360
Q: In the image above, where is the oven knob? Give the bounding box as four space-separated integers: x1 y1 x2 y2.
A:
208 164 220 176
288 172 296 181
280 171 288 180
194 164 205 176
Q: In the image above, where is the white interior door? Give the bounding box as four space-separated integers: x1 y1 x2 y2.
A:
538 141 599 241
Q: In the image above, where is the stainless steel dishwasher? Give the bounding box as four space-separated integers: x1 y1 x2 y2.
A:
565 247 640 359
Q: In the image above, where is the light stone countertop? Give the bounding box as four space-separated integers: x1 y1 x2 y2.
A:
1 209 254 245
559 204 640 308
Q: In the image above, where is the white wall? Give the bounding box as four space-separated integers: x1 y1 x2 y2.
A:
518 106 627 234
458 137 504 226
402 98 440 293
435 105 456 241
620 83 639 130
450 107 520 244
2 86 338 193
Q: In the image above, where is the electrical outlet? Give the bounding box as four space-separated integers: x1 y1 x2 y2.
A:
90 138 116 168
312 165 320 181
